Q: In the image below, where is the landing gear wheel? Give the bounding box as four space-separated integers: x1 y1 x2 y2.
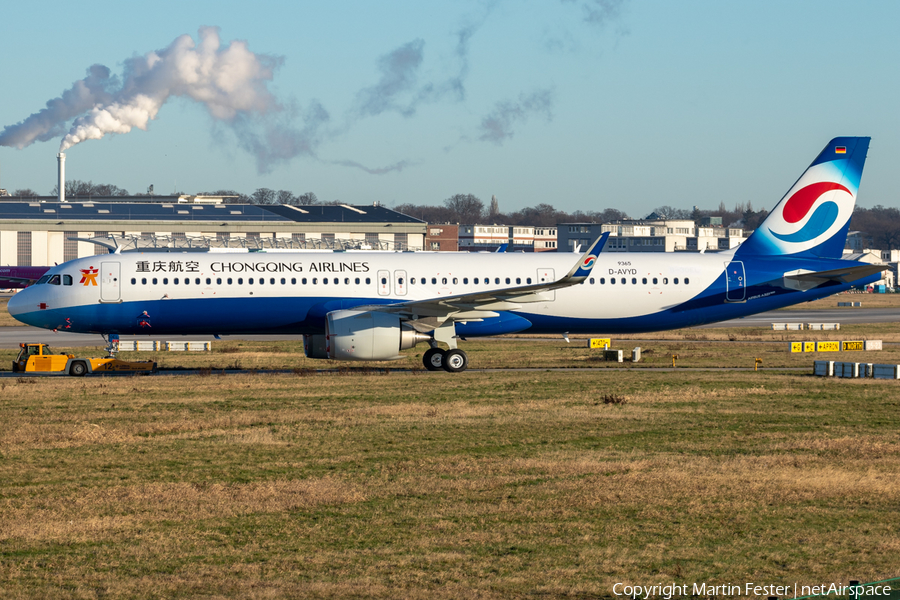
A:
442 349 468 373
423 348 445 371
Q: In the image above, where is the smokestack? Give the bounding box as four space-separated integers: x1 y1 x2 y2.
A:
57 152 65 203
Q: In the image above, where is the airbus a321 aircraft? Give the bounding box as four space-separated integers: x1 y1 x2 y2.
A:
8 137 885 373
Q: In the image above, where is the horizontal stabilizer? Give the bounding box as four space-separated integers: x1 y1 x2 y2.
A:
782 264 886 291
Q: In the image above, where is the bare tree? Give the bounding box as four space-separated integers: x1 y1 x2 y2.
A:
489 195 500 218
276 190 295 205
51 180 129 197
12 188 39 198
251 188 277 205
443 193 484 223
294 192 318 205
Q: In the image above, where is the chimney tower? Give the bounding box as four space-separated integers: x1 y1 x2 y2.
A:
57 153 66 203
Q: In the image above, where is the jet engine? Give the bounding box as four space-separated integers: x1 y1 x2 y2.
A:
325 310 430 361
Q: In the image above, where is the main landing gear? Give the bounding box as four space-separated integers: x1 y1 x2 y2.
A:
422 347 469 373
421 321 468 373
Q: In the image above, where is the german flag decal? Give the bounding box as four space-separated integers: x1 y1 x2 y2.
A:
835 146 847 154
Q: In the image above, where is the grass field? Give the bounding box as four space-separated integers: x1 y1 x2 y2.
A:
1 293 899 598
1 357 899 598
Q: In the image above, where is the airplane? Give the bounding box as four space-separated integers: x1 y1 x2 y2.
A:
7 137 885 373
0 266 51 289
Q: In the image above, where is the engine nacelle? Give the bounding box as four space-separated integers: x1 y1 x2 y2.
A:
325 310 430 361
303 334 328 359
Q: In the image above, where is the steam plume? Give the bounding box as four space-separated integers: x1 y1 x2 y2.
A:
478 89 554 145
0 27 283 154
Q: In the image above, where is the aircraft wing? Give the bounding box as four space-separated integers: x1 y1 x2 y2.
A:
782 264 887 291
355 233 609 326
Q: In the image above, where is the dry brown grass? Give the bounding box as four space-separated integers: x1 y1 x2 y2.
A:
0 369 898 598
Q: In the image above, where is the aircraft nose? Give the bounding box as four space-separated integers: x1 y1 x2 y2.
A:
7 288 35 323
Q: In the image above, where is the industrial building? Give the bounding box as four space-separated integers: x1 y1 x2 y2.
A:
558 219 743 253
0 196 426 266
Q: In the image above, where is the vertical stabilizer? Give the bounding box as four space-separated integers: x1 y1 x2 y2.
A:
736 137 869 258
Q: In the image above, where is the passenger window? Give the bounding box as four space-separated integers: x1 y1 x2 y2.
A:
142 278 147 285
590 278 595 284
505 278 511 284
333 278 338 284
238 278 243 285
653 278 658 285
313 278 318 284
366 278 371 284
411 277 416 284
206 278 211 285
642 278 647 284
452 278 458 284
355 278 360 284
131 278 136 285
302 278 307 284
621 278 626 284
175 278 180 284
291 278 296 285
632 278 637 284
685 277 690 284
323 278 328 285
516 278 521 284
228 278 233 285
381 277 387 284
270 278 275 285
63 275 72 286
610 278 616 285
663 278 669 284
248 278 253 285
674 277 679 284
260 278 264 285
344 278 349 284
527 278 532 284
194 278 200 285
217 278 222 285
398 278 404 285
463 278 468 284
432 277 437 285
474 278 479 284
600 278 605 284
163 278 168 285
152 278 158 285
281 278 286 285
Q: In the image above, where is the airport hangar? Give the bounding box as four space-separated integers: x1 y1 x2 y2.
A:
0 196 427 266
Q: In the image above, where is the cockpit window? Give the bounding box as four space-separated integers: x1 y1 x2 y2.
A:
37 275 51 284
49 275 61 285
63 275 73 286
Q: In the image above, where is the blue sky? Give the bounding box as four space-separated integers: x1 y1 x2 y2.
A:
1 1 898 217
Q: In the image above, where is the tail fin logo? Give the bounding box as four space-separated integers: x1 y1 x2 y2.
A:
582 255 597 269
768 181 850 243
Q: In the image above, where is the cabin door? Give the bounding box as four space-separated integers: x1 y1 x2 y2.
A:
100 262 121 302
724 261 746 302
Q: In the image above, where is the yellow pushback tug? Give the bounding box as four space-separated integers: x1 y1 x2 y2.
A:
12 343 156 376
